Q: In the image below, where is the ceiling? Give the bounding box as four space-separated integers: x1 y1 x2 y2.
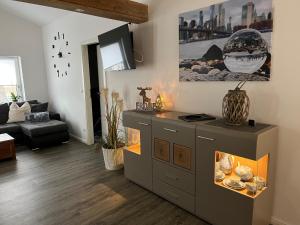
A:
0 0 150 27
0 0 71 26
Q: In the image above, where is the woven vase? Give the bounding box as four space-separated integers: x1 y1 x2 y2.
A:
222 89 250 126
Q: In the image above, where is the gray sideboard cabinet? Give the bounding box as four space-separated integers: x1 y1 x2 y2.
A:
195 121 278 225
151 114 197 213
122 111 153 191
122 111 278 225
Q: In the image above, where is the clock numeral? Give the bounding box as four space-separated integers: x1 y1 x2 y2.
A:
54 36 57 40
65 71 68 76
68 52 71 55
66 41 69 46
54 64 56 68
68 63 71 68
58 32 60 39
63 33 65 39
57 70 59 77
52 45 55 49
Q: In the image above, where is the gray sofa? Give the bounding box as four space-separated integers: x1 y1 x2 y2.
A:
0 100 69 149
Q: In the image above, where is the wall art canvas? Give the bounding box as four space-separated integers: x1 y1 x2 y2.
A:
179 0 273 81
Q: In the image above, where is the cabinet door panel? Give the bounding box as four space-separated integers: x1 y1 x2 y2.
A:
154 138 170 162
173 144 192 170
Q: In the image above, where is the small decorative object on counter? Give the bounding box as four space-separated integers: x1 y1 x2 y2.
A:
138 87 152 105
235 163 253 181
136 87 164 112
246 182 258 195
253 176 266 190
223 177 246 190
219 153 234 175
222 81 250 126
136 87 153 111
215 170 225 182
155 94 164 111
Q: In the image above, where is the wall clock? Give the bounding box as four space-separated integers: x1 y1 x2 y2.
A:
51 32 71 78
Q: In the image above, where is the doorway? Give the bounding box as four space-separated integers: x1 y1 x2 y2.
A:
87 44 102 142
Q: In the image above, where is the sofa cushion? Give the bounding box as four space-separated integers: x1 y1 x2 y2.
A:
7 102 31 123
26 112 50 122
0 123 22 134
0 103 9 124
31 102 48 113
19 120 68 137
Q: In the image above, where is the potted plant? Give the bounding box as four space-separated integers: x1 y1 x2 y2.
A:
100 88 125 170
10 92 21 102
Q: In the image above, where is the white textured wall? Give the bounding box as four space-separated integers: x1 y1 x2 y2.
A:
0 9 48 102
42 0 300 224
42 13 124 140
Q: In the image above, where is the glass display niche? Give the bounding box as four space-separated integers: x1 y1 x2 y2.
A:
124 128 141 155
214 151 269 198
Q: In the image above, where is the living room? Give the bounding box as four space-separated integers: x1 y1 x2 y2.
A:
0 0 299 225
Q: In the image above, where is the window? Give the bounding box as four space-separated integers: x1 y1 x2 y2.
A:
0 57 24 103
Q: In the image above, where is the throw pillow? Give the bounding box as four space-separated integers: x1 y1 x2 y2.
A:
0 103 9 124
25 112 50 122
7 102 31 123
30 102 48 113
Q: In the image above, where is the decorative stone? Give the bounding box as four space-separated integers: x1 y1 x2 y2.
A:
208 69 221 76
191 65 209 74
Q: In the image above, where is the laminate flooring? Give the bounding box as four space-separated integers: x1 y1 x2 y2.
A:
0 140 209 225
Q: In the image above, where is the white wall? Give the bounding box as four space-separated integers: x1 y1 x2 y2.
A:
42 0 300 224
0 9 48 102
42 13 124 140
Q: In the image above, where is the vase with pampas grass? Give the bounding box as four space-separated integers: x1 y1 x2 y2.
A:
100 88 125 170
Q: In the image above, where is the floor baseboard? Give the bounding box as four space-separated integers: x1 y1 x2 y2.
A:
69 133 87 144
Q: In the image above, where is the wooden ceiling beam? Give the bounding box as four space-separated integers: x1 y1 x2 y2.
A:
14 0 148 24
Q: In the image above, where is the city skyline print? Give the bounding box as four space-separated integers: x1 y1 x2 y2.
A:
179 0 273 82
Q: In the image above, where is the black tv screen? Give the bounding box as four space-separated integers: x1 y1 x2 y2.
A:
98 24 136 71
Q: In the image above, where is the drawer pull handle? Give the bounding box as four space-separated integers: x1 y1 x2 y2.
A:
163 128 177 133
197 135 215 141
138 122 150 126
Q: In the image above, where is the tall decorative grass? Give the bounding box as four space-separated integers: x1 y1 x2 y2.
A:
100 88 124 149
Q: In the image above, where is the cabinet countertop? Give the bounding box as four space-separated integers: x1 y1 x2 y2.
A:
123 110 276 134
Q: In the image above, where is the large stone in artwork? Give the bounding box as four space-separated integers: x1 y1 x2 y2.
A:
202 45 223 61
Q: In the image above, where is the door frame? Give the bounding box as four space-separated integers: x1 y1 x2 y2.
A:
81 38 106 145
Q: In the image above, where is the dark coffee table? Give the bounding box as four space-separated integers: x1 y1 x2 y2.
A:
0 133 16 161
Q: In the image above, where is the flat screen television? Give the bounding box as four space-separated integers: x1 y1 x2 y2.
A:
98 24 136 71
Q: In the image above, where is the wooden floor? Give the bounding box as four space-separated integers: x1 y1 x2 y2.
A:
0 140 209 225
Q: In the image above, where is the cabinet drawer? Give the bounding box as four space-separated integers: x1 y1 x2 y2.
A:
152 119 195 148
174 144 192 170
153 160 195 195
154 138 170 162
153 177 195 213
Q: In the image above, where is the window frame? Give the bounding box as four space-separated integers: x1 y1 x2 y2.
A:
0 56 25 103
